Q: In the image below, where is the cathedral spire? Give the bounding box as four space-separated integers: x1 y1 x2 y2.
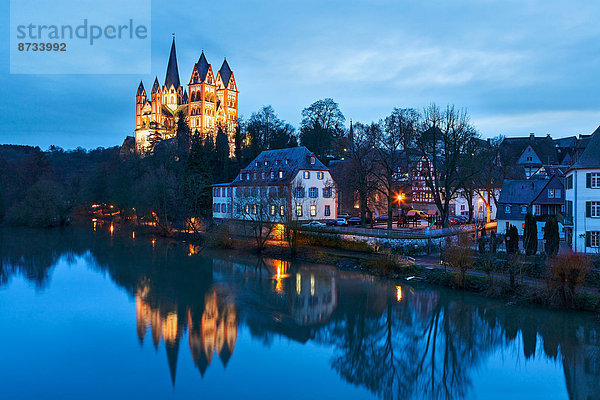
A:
218 58 233 87
136 80 146 96
196 51 210 82
151 77 160 93
165 37 181 90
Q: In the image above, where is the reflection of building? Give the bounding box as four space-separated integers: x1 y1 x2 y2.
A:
135 287 238 383
188 290 238 376
291 267 337 325
563 326 600 400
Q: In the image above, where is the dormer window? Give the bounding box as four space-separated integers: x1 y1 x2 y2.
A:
264 161 269 166
310 155 316 164
279 170 283 179
240 173 244 181
285 158 289 165
261 172 265 179
246 173 250 180
270 171 275 179
255 161 259 167
253 172 257 180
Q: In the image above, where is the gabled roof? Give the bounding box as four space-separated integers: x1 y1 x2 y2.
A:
196 52 210 83
218 58 233 87
570 125 600 169
497 179 551 204
151 77 160 93
137 81 146 96
164 38 181 89
500 135 559 166
232 146 328 185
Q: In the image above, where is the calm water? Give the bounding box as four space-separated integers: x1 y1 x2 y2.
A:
1 227 599 400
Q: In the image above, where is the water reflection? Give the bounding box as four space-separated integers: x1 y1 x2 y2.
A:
1 227 600 400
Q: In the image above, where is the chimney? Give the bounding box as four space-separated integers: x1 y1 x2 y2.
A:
529 133 535 139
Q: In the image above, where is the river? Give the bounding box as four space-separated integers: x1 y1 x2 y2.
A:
0 226 599 400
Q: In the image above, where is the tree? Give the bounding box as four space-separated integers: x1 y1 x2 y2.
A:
214 127 231 183
346 122 378 227
246 106 296 160
544 217 560 256
300 98 345 160
442 233 475 289
175 110 191 156
523 212 538 255
506 224 519 254
414 104 479 227
373 108 418 230
182 136 213 229
474 136 503 223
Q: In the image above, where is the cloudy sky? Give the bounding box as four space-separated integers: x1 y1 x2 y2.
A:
2 0 600 149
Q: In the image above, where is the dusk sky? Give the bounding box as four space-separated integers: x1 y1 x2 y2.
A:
2 0 600 150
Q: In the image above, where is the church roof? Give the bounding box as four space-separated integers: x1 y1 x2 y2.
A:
151 77 160 93
137 81 146 96
196 51 210 82
570 125 600 169
165 38 181 89
218 58 233 87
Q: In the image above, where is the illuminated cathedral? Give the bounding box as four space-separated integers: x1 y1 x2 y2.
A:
133 38 239 155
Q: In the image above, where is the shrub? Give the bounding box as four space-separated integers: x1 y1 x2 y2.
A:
205 223 233 249
441 233 475 288
548 251 592 308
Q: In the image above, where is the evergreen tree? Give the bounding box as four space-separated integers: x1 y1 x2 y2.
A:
543 217 560 256
215 128 230 183
183 136 213 221
175 110 191 156
506 224 519 254
523 212 538 255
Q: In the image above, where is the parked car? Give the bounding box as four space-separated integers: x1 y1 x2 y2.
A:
374 215 388 223
323 219 337 226
347 217 361 225
413 210 428 219
302 221 326 228
454 215 469 224
447 216 460 225
337 212 351 219
335 218 348 226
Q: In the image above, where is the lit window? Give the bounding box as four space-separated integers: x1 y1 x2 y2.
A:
548 189 554 198
245 204 250 214
279 170 283 179
296 205 303 217
309 187 318 198
270 205 275 216
310 205 317 217
252 205 257 215
280 205 285 216
317 171 324 180
303 171 310 179
324 205 331 216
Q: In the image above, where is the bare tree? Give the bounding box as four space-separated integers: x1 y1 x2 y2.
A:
374 109 419 230
415 104 479 227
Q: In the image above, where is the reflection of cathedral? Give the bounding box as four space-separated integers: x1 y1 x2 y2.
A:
135 286 238 383
188 289 238 376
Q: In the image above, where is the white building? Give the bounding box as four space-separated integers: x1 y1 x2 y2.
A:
212 146 337 222
454 189 500 222
565 127 600 252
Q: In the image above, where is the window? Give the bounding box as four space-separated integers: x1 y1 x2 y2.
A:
227 187 232 196
222 203 226 212
589 231 600 248
252 205 257 215
264 161 269 166
216 203 221 212
285 158 289 165
296 205 303 217
246 173 250 180
521 205 527 214
324 205 331 216
317 171 324 180
253 172 257 180
478 205 483 212
310 156 316 164
310 205 317 217
278 170 283 179
303 171 310 179
591 202 600 218
548 189 554 198
245 204 250 214
280 205 285 216
270 205 276 216
588 173 600 188
323 187 332 198
296 187 305 198
309 187 318 198
270 171 275 179
555 189 561 198
461 205 465 211
261 172 265 179
534 204 541 215
505 205 511 213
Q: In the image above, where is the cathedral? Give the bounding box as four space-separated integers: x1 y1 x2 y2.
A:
133 38 239 155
